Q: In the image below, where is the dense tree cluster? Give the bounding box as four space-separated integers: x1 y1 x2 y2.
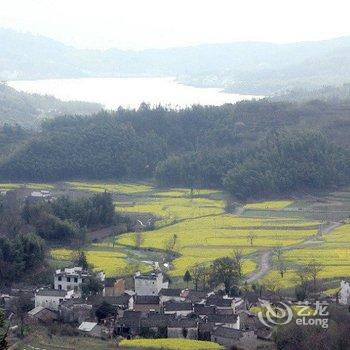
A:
223 131 350 199
22 192 118 242
1 100 350 199
0 233 45 283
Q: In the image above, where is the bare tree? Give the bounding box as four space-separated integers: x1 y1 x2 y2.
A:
247 231 256 247
190 265 201 291
273 245 283 261
232 249 244 279
306 259 323 292
276 258 288 278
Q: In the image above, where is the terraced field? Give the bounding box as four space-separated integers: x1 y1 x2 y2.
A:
5 180 349 288
58 182 321 279
261 224 350 289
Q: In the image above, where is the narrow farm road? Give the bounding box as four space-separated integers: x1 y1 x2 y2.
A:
244 221 342 283
245 250 271 283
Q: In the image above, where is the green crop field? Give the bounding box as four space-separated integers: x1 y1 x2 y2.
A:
53 182 320 280
119 338 224 350
261 224 350 289
8 180 349 289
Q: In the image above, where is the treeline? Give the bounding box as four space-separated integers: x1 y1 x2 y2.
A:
23 191 118 242
1 100 350 199
0 83 102 127
0 233 45 283
0 191 120 284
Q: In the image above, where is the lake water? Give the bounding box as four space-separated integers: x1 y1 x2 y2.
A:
9 77 259 109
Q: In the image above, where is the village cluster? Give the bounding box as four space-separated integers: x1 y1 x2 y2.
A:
1 263 350 349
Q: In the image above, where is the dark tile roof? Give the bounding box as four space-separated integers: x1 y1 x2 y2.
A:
206 296 233 307
184 290 207 303
194 304 216 316
208 314 238 324
140 313 175 328
117 310 143 327
60 298 89 307
198 321 215 332
164 300 193 312
212 326 244 340
134 272 159 280
159 288 183 297
135 295 160 305
36 289 67 297
123 310 143 319
168 318 198 328
104 294 131 306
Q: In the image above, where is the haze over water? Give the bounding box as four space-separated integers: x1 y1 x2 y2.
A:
9 77 259 109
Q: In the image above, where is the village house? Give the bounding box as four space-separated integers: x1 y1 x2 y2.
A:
159 288 184 304
182 289 208 303
207 314 240 330
198 322 215 341
28 306 58 325
134 295 161 313
35 289 74 311
163 300 193 316
194 303 216 318
134 271 168 296
339 280 350 304
59 298 94 324
78 321 104 338
104 277 126 297
140 313 175 338
115 310 144 337
211 326 257 348
54 267 105 295
206 294 243 314
167 318 198 339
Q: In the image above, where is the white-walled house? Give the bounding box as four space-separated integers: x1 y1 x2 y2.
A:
35 289 74 311
134 271 168 296
54 267 105 295
339 280 350 305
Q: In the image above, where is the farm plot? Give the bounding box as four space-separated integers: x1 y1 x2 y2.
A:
114 189 319 277
49 182 322 282
261 224 350 288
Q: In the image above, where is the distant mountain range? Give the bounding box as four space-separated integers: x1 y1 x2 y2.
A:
2 28 350 94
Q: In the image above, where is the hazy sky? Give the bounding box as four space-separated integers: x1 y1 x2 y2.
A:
1 0 350 50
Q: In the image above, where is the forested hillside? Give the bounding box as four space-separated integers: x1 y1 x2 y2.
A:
1 99 350 199
0 83 102 127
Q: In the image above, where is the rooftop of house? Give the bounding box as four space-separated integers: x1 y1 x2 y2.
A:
28 306 58 321
55 266 88 277
35 289 68 297
207 314 239 324
134 271 162 281
211 326 246 340
168 318 198 328
164 300 193 311
194 304 216 316
60 298 91 308
140 313 175 328
135 295 160 305
182 290 208 303
78 321 98 332
206 295 234 307
159 288 183 297
28 306 46 316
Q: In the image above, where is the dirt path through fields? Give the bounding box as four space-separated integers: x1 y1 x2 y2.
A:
244 221 342 283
